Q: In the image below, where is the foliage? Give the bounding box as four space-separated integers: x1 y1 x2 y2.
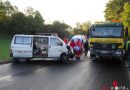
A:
7 11 44 34
33 10 44 32
0 1 45 35
104 0 130 21
0 34 12 61
24 6 34 16
73 21 91 35
121 3 130 27
42 21 71 39
121 3 130 38
0 0 17 21
0 1 70 39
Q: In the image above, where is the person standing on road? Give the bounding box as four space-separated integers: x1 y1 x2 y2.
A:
63 38 68 44
84 40 89 55
69 39 76 55
70 39 76 49
74 39 83 57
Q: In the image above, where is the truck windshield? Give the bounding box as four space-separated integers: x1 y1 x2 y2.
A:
90 27 123 38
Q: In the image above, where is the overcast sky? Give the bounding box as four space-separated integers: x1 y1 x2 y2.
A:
9 0 109 27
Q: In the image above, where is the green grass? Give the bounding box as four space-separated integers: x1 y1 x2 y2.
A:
0 34 12 61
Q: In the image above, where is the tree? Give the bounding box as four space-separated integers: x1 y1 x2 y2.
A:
0 0 18 33
104 0 130 20
0 0 6 21
6 11 45 35
51 21 70 39
41 21 70 39
42 24 53 33
0 0 17 20
0 0 69 37
0 3 45 35
73 22 82 35
73 21 91 35
4 0 17 16
33 10 44 32
121 3 130 27
24 8 45 34
7 12 27 34
24 6 34 16
80 21 91 33
121 3 130 37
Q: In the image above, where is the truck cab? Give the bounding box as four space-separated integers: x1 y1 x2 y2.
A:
89 22 126 60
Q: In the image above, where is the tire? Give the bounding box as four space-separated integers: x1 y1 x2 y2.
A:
26 59 31 63
119 57 124 61
12 58 28 63
90 53 94 59
90 54 96 61
18 58 27 63
12 58 19 63
60 53 69 63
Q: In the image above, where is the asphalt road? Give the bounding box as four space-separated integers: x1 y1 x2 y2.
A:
0 55 130 90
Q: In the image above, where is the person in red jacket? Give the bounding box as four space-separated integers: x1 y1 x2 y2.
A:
74 39 83 59
70 39 76 48
75 39 82 47
63 38 68 44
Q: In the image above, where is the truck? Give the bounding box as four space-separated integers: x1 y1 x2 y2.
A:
88 21 128 61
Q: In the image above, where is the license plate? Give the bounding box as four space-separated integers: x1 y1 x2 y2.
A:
101 51 108 53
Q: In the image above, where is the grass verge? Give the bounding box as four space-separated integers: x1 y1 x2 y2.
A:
0 34 12 61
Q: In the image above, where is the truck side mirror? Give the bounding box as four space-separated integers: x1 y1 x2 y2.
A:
87 29 90 38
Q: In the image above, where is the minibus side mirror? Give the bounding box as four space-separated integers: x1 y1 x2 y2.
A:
66 45 70 50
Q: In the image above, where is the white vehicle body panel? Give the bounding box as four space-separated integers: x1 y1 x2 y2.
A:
48 37 67 57
11 35 33 58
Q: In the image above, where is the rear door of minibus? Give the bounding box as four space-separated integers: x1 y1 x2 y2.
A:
12 35 33 58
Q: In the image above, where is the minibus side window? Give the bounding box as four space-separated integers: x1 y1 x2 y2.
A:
50 38 63 46
23 37 31 44
15 36 22 44
15 36 32 45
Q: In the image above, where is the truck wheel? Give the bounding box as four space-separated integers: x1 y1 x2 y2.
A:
60 53 69 63
12 58 19 63
90 54 96 61
119 57 124 61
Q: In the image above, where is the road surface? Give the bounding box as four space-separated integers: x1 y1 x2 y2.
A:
0 55 130 90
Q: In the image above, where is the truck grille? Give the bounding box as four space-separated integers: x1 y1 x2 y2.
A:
91 43 121 50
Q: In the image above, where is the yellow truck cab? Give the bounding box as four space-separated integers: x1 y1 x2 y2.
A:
89 22 128 60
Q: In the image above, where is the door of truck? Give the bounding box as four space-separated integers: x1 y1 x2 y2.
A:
12 36 33 58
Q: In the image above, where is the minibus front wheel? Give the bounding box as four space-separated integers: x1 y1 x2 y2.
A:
60 53 69 63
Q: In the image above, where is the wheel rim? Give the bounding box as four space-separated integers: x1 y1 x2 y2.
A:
62 55 68 61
